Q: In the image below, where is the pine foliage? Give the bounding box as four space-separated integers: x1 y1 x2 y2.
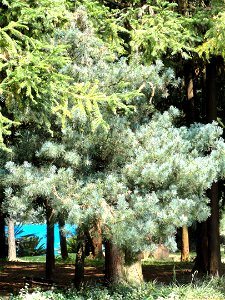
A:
4 108 225 253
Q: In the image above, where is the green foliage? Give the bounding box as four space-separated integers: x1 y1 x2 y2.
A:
0 112 17 150
0 0 72 126
64 108 225 254
74 1 128 55
1 1 138 146
67 235 77 253
129 2 198 61
8 277 225 299
16 234 45 257
4 107 225 255
196 11 225 59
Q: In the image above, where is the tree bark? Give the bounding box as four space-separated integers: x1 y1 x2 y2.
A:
194 57 221 276
193 221 208 273
105 241 143 284
105 240 125 284
184 61 195 124
90 221 103 258
207 182 221 275
181 225 190 261
206 57 221 276
74 229 85 289
46 202 55 280
181 60 195 262
0 187 6 259
58 215 68 261
0 208 6 259
7 219 16 261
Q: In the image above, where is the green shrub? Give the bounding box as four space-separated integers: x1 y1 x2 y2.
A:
67 236 78 253
16 234 45 257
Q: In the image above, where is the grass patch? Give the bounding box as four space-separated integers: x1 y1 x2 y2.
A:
19 254 104 267
19 255 46 263
20 254 76 264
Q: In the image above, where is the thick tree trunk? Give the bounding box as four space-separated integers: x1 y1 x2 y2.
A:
123 250 143 284
105 241 143 284
206 58 221 276
181 225 190 261
105 240 125 284
7 219 16 261
207 183 221 275
58 215 68 261
194 57 221 275
90 221 103 258
193 221 208 273
46 203 55 280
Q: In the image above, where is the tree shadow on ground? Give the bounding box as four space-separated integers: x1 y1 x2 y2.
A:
1 260 224 297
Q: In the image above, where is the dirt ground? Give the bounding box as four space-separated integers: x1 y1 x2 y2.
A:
0 260 194 297
0 261 105 297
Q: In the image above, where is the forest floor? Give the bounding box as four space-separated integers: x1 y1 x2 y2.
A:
0 258 196 297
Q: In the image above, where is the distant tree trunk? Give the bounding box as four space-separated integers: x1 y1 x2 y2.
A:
7 219 16 261
181 225 190 261
178 0 188 14
0 214 6 258
181 60 195 262
0 210 6 259
0 189 6 259
74 229 85 289
105 241 143 284
58 215 68 261
46 202 55 280
184 60 195 124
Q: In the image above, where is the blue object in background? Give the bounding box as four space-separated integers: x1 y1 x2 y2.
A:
6 224 76 255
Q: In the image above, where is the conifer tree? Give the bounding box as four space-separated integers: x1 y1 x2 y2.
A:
5 107 225 284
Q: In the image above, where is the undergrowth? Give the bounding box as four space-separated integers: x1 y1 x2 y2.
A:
4 277 225 300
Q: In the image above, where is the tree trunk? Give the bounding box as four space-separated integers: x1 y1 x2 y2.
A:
7 219 16 261
46 202 55 280
206 57 221 276
178 0 188 14
207 182 221 275
58 215 68 261
181 60 195 262
181 225 190 261
105 241 143 284
184 61 195 124
105 240 125 284
0 209 6 259
193 221 208 273
194 57 221 275
74 229 85 289
0 188 6 259
0 214 6 258
90 221 103 258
